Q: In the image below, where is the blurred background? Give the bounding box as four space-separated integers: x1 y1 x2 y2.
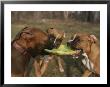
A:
11 11 100 77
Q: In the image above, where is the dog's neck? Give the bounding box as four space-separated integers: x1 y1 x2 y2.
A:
86 43 99 62
15 39 28 49
12 41 31 57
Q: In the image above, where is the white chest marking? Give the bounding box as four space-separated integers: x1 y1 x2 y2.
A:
82 53 94 72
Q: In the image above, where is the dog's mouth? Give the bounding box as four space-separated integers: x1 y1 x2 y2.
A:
48 35 62 49
67 37 84 59
67 36 80 50
53 39 63 49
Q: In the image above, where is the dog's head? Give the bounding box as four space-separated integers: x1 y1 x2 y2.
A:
47 28 65 49
14 27 48 51
67 33 97 53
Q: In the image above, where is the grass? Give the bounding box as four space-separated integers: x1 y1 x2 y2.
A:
11 19 100 77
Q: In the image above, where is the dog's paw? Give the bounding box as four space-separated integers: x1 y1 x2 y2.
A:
59 68 64 72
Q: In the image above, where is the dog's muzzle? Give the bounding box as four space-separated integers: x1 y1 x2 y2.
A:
67 40 73 46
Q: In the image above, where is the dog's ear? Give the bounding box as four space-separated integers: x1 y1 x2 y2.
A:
89 35 97 43
21 27 35 39
46 28 54 33
14 27 29 40
21 31 34 40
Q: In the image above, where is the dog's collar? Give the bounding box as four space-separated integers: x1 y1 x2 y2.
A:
12 41 31 57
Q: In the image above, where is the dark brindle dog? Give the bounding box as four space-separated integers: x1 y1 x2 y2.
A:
11 27 65 77
67 33 100 77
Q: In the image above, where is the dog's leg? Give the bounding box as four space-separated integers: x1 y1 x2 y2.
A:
39 59 43 66
33 59 41 77
40 60 49 75
24 70 30 77
82 70 92 77
57 56 64 72
40 55 54 75
24 58 34 77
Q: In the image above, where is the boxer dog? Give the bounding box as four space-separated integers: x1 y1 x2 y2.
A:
11 27 65 77
67 33 100 77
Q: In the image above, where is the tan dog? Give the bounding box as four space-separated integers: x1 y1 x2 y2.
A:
67 33 100 77
40 28 65 74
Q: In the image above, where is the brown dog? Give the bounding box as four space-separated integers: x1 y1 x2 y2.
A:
67 33 100 77
11 27 65 77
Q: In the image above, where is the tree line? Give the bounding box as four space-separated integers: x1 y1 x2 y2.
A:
11 11 100 23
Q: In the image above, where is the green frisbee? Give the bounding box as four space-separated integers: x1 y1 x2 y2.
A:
44 44 78 55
